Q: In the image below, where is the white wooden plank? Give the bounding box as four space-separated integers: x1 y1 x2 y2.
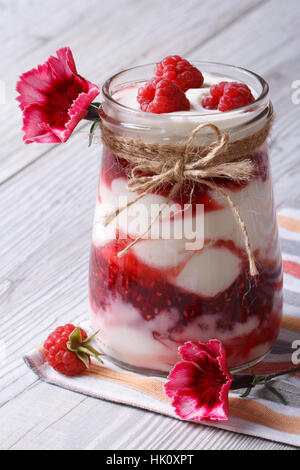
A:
0 0 264 182
188 0 300 206
0 381 292 450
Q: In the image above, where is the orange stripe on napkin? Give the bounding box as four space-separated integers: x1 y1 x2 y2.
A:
85 364 300 434
84 364 171 403
229 398 300 434
278 215 300 233
281 315 300 334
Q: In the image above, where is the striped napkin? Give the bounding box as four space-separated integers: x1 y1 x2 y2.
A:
24 206 300 447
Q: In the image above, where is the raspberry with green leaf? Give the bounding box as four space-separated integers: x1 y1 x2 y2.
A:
43 324 103 376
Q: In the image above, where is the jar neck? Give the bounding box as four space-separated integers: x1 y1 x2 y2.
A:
100 61 270 145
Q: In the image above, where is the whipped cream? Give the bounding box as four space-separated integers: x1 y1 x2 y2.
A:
113 74 257 115
108 73 267 143
91 296 273 371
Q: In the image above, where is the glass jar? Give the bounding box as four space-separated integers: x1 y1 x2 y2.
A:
89 62 283 375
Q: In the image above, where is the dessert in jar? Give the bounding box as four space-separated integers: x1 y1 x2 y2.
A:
89 58 283 375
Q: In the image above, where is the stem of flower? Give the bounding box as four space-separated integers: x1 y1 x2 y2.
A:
231 367 300 405
230 374 253 390
264 381 288 405
85 103 101 121
88 120 99 147
240 386 252 398
263 367 300 381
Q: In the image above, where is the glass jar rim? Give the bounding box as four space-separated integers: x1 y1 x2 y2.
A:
102 60 270 121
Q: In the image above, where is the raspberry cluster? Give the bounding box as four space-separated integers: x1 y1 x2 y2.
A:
202 81 255 112
154 55 204 92
137 55 202 114
137 56 255 114
137 77 190 114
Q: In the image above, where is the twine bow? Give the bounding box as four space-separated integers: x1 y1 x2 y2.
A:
102 122 260 276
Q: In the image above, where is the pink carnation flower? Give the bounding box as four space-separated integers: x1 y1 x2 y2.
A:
16 47 100 143
165 340 233 421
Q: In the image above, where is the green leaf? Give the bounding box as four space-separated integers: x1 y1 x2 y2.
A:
68 327 83 344
75 351 90 369
265 382 288 405
77 346 95 355
89 120 99 147
240 386 252 398
66 327 103 366
265 367 300 381
86 345 103 357
77 345 102 358
82 329 100 344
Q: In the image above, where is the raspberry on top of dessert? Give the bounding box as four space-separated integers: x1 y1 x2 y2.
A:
135 56 255 114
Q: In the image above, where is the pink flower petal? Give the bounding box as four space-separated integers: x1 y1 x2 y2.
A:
179 339 222 363
16 64 53 110
164 361 200 398
165 339 233 422
16 47 100 144
173 392 229 421
48 47 77 79
22 105 61 143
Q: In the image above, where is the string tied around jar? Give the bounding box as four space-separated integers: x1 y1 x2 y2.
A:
100 118 273 276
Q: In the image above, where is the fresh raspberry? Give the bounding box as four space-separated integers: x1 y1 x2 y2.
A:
202 81 255 112
210 81 227 101
154 55 204 92
137 77 190 114
43 324 102 376
218 82 255 111
201 95 219 110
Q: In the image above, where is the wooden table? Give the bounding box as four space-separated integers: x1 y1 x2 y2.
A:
1 0 299 450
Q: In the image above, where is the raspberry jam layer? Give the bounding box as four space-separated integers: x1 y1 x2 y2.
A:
99 147 269 207
89 143 282 373
89 235 282 371
90 236 282 324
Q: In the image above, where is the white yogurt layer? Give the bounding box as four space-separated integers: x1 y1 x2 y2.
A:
93 166 278 298
113 74 257 114
109 73 266 143
173 247 241 297
91 297 275 371
113 82 216 114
